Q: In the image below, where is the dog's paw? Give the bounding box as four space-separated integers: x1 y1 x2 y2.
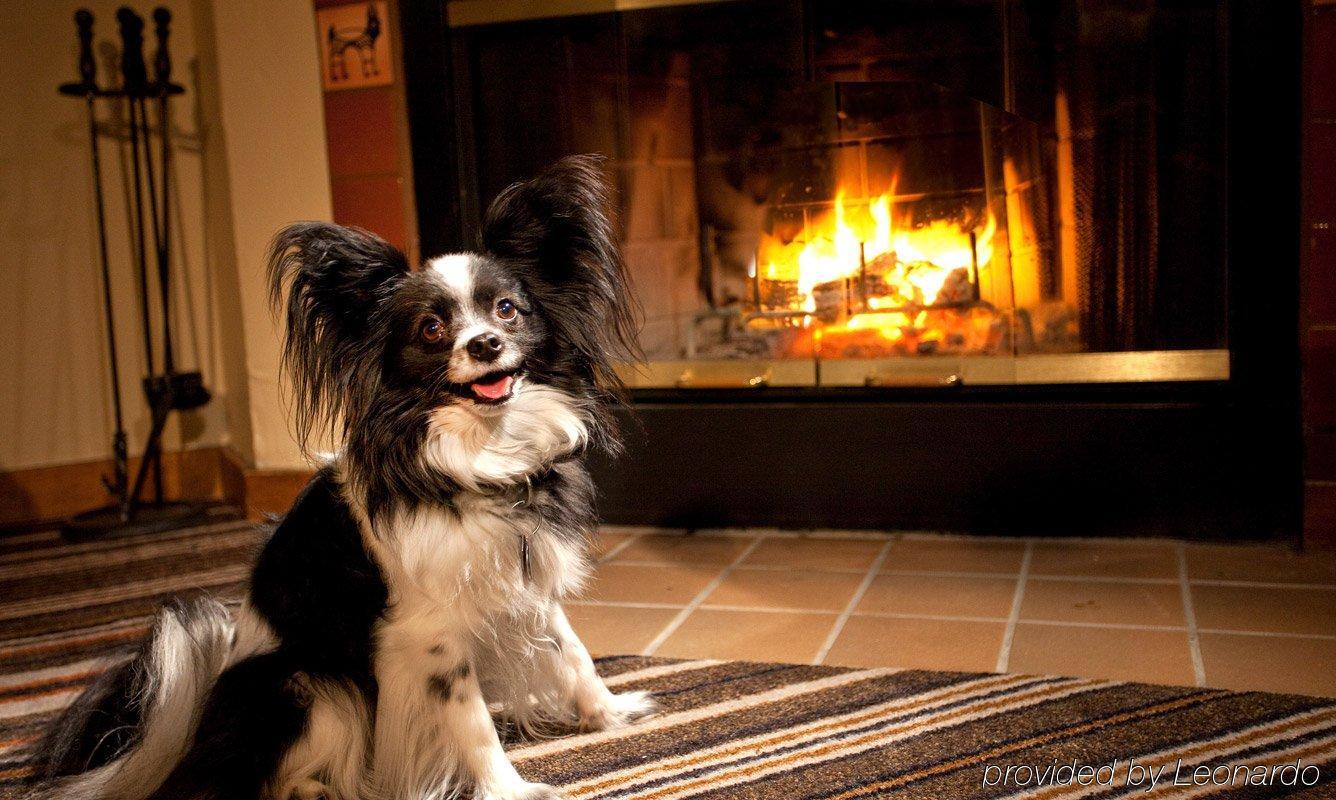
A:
579 690 657 732
516 782 565 800
281 777 331 800
477 780 564 800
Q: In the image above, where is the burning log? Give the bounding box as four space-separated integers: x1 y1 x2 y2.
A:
934 267 974 305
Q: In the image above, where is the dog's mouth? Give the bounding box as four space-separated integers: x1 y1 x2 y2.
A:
455 367 522 406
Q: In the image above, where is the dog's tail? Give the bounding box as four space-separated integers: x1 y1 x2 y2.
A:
24 597 235 800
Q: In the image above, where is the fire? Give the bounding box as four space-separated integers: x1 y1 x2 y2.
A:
755 184 1000 356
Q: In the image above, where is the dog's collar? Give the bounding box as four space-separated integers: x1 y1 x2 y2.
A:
480 457 568 498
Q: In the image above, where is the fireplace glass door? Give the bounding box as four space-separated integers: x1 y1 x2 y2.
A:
445 0 1231 389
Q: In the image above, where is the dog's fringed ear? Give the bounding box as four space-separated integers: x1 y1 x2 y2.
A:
267 222 409 451
482 154 642 393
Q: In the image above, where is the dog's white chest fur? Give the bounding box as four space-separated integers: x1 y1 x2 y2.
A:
376 495 590 633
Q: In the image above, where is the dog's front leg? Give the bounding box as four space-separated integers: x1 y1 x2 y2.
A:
372 614 559 800
548 604 657 732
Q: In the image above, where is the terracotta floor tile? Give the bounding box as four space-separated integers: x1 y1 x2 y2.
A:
856 574 1018 618
655 609 837 663
1008 624 1196 686
563 604 680 657
609 533 756 566
582 564 718 605
1186 544 1336 585
705 569 864 611
1198 633 1336 697
592 533 633 559
1020 579 1184 626
1029 541 1177 579
883 538 1026 574
741 537 886 571
826 616 1005 672
1191 585 1336 636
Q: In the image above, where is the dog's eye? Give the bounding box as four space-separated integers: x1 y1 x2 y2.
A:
419 316 445 344
495 299 518 321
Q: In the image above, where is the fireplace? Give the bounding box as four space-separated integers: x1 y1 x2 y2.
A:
646 79 1066 386
614 76 1225 391
399 0 1300 539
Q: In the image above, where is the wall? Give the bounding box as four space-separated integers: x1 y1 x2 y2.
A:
206 0 334 470
0 0 332 483
0 0 226 472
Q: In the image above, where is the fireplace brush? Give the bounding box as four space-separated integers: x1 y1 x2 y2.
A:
58 7 217 540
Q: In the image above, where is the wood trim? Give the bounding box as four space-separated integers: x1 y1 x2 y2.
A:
242 468 314 521
0 447 316 528
220 446 313 521
0 447 233 527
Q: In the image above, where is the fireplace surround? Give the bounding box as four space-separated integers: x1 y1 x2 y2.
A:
398 0 1301 539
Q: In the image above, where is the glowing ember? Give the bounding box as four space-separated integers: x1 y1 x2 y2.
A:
754 183 1001 356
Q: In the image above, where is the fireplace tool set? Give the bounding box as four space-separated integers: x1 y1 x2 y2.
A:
58 7 219 539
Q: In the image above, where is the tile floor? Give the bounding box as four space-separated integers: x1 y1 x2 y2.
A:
571 528 1336 698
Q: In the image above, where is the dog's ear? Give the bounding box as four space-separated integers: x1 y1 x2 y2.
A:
482 154 641 393
267 221 409 450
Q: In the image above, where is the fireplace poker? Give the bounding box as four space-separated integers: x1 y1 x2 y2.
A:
118 6 172 509
117 8 155 379
59 10 130 517
150 7 174 377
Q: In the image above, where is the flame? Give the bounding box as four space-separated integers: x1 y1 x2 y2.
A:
756 182 998 355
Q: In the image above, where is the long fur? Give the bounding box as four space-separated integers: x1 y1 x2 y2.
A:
483 155 642 451
28 155 653 800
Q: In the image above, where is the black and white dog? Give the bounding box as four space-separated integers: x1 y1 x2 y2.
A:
30 155 654 800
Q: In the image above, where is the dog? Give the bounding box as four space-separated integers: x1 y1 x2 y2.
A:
29 155 654 800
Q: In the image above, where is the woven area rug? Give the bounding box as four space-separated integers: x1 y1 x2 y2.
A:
3 520 1336 798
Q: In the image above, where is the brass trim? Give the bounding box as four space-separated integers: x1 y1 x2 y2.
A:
1010 350 1230 385
615 359 814 389
446 0 740 27
617 350 1229 389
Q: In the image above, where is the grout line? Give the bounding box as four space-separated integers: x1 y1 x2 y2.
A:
994 541 1034 673
851 612 1179 633
731 563 868 575
1177 543 1207 687
639 534 768 656
1028 574 1179 586
597 531 645 564
853 610 1006 625
606 560 1336 591
1007 618 1187 633
812 538 897 665
1197 628 1336 641
880 569 1020 579
692 529 893 541
565 599 684 610
568 601 1336 642
605 558 818 571
1190 579 1336 591
701 604 837 616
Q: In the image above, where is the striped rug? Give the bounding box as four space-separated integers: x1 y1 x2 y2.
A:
3 521 1335 798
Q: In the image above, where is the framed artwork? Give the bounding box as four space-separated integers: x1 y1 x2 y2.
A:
318 2 394 91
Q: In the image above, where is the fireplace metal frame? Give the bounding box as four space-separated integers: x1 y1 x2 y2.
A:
619 350 1230 390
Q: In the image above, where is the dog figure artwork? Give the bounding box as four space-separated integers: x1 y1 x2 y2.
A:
327 2 381 82
27 155 656 800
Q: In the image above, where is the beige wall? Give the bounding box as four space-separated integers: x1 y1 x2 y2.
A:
0 0 331 474
203 0 333 469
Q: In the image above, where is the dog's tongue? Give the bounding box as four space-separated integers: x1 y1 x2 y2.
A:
471 374 514 400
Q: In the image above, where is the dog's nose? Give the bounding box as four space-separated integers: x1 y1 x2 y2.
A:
465 332 504 362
